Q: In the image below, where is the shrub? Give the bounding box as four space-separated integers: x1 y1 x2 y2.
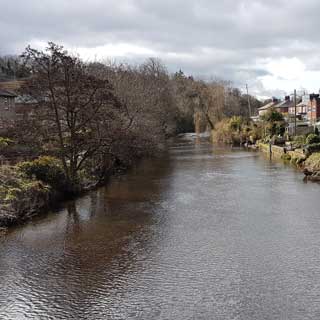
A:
290 154 305 166
306 133 320 145
18 156 68 191
260 109 286 137
304 143 320 156
260 109 284 122
0 166 50 226
281 154 291 161
249 124 263 143
0 137 14 153
305 153 320 171
229 116 243 131
0 137 14 148
212 119 233 144
213 117 257 145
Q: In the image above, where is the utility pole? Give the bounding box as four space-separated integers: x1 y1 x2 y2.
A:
294 89 297 136
246 84 252 118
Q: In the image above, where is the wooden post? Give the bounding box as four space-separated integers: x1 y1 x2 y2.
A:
269 140 272 160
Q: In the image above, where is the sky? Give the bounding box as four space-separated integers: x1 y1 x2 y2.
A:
1 0 320 99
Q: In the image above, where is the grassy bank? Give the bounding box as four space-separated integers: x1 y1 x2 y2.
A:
0 148 155 233
0 156 109 232
0 164 51 229
258 142 320 182
303 153 320 181
211 114 320 183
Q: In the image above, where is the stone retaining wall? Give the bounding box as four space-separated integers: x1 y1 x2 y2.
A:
258 143 307 163
258 143 285 158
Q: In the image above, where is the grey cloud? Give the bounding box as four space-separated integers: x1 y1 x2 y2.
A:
1 0 320 95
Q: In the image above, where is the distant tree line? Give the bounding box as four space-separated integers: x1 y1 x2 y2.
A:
0 56 31 80
1 42 261 192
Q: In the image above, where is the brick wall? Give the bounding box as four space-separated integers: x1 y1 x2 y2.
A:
308 98 320 123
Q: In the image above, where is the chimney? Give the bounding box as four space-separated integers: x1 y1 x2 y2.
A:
310 93 320 100
285 95 290 101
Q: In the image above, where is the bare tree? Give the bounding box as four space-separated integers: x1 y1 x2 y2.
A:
20 43 122 191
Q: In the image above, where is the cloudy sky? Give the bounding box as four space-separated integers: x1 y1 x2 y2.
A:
1 0 320 98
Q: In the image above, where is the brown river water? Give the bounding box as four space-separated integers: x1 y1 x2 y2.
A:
1 135 320 319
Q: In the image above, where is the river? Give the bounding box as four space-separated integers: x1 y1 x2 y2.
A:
1 135 320 319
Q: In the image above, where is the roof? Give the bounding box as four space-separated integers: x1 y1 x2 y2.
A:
258 101 276 111
0 80 23 98
274 99 294 109
274 100 287 108
0 89 17 98
0 80 24 91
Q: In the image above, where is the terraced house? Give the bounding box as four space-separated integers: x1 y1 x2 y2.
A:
307 94 320 123
274 96 293 115
258 98 279 117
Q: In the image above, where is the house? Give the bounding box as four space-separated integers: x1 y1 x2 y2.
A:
15 95 37 122
274 96 293 115
0 80 24 92
307 93 320 123
0 89 17 130
0 80 37 129
258 98 279 117
296 101 308 118
288 94 308 120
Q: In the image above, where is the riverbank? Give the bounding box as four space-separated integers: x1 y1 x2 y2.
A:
0 156 131 234
257 142 320 181
210 115 320 182
2 135 320 234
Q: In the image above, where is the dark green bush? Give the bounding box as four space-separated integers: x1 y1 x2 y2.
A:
304 143 320 156
281 154 291 161
306 133 320 145
18 156 68 191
